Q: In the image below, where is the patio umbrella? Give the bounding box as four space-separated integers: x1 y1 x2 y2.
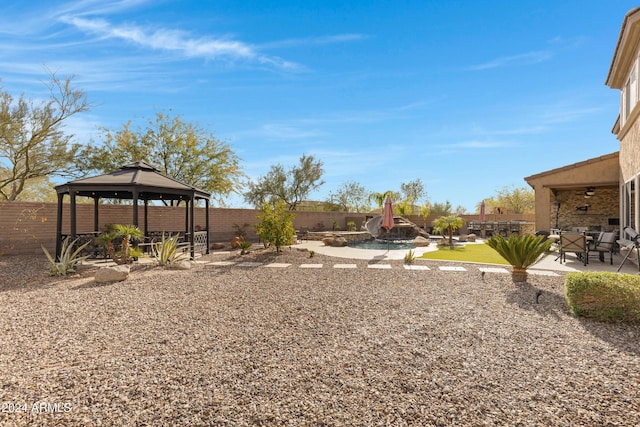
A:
381 196 395 247
480 200 486 222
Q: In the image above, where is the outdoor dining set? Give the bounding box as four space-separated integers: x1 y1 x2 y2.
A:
467 221 526 237
549 229 619 266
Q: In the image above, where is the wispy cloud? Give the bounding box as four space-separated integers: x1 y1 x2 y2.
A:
59 15 302 71
259 33 368 49
465 50 552 71
447 140 517 149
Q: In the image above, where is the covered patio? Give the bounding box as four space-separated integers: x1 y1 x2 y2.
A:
54 161 211 259
525 152 620 233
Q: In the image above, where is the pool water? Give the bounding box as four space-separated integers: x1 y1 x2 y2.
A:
348 239 416 250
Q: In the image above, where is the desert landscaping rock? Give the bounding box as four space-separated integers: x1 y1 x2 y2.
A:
0 251 639 425
94 264 130 282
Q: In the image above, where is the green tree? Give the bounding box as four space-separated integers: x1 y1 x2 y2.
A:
430 200 453 216
479 185 535 214
400 178 425 206
432 215 465 248
0 72 90 201
255 201 296 252
244 154 324 210
4 176 57 202
79 111 242 205
327 181 371 212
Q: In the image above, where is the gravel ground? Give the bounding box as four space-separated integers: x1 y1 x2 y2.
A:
1 249 640 426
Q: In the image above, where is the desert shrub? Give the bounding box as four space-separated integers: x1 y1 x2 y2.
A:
347 221 356 231
255 201 296 252
565 272 640 322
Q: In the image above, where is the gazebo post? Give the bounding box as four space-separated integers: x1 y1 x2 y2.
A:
184 199 189 236
70 190 77 241
55 192 64 260
205 198 210 254
94 197 99 234
132 190 139 227
189 196 196 259
144 200 149 236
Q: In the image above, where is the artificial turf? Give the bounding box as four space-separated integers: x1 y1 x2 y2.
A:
419 242 510 265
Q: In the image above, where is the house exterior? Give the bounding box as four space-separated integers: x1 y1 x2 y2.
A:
526 7 640 237
606 7 640 237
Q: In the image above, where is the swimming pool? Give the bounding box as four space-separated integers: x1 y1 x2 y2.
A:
348 239 416 250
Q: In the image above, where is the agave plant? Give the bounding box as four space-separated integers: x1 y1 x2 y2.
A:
150 233 189 266
42 237 91 276
486 234 553 283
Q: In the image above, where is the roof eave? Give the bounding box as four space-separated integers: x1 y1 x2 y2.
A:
606 7 640 88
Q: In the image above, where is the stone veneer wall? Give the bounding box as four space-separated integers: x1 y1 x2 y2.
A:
550 187 619 231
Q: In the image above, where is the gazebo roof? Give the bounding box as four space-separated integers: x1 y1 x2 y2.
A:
55 161 211 201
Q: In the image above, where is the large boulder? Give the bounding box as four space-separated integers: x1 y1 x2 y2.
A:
413 236 431 247
95 265 130 283
322 237 335 246
210 242 226 250
171 260 193 270
331 236 348 247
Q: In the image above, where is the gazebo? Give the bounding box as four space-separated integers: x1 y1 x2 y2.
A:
54 161 211 259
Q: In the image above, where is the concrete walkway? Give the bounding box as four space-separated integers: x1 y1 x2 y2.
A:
295 239 640 275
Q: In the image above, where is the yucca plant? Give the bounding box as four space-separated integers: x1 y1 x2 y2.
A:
486 234 553 283
150 233 188 266
404 249 416 265
42 237 91 276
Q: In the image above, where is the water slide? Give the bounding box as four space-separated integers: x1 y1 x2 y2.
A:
365 215 383 238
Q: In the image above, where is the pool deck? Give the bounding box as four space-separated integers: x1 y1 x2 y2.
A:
295 238 640 274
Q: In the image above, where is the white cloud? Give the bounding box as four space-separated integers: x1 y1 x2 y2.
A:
59 15 303 71
466 50 552 71
259 33 368 49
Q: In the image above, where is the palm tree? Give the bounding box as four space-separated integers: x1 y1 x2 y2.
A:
432 215 465 247
419 202 431 228
369 191 394 211
486 234 553 283
97 224 145 264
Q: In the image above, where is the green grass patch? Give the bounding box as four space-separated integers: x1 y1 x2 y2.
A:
419 243 509 265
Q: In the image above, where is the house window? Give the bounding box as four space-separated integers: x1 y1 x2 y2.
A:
631 64 638 113
625 79 631 121
622 177 638 236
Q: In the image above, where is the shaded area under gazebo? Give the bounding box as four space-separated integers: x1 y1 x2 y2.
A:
55 161 211 260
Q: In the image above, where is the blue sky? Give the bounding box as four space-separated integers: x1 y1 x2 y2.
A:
0 0 636 211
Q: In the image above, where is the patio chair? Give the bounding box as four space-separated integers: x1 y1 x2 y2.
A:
559 231 589 266
589 231 617 264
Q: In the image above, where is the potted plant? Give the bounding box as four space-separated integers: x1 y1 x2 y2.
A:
486 234 553 283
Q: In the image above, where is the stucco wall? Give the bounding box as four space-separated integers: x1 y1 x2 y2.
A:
620 117 640 183
0 202 535 255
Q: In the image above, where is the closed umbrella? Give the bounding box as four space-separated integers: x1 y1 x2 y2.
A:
480 200 486 222
381 196 395 248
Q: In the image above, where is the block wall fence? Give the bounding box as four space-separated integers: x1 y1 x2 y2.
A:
0 202 535 255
